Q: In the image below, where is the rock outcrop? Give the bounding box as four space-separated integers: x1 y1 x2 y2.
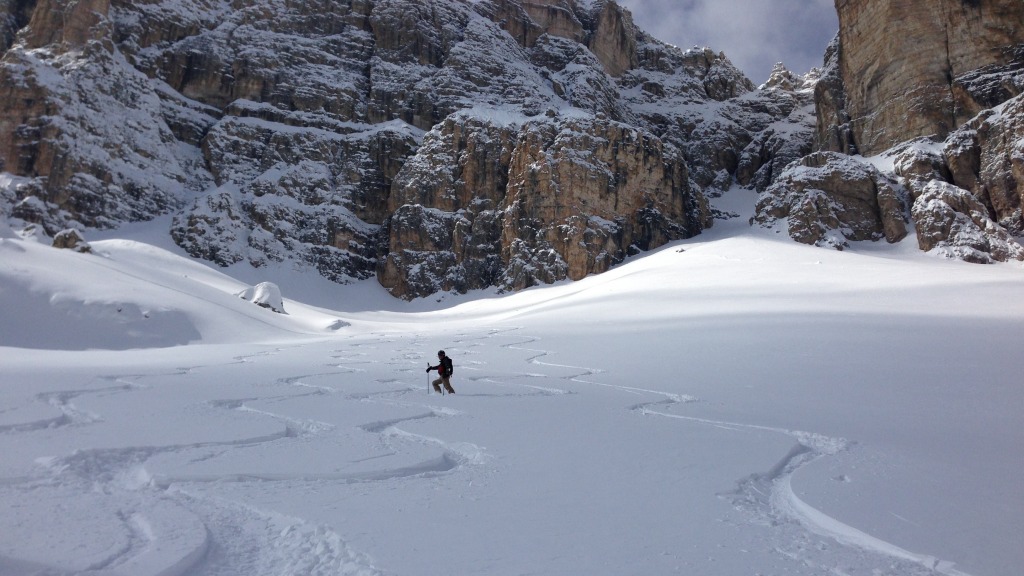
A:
378 112 709 297
0 0 194 233
752 151 908 249
943 95 1024 235
736 64 818 192
51 228 92 253
912 179 1024 263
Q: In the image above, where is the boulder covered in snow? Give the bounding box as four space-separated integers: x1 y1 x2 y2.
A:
237 282 286 314
911 181 1024 263
752 152 909 249
51 229 92 253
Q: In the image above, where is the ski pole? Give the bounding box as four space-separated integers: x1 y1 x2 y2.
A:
427 364 430 394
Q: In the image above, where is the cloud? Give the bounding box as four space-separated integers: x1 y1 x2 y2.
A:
616 0 839 83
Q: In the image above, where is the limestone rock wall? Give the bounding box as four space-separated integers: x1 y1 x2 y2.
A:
377 113 710 298
830 0 1024 156
0 0 195 232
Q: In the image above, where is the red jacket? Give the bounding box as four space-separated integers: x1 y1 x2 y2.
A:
433 356 453 377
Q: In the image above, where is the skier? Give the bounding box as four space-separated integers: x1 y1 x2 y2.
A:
426 350 455 394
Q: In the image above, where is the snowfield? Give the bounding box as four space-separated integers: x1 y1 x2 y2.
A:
1 194 1023 576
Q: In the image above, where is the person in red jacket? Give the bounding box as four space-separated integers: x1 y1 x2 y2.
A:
427 350 455 394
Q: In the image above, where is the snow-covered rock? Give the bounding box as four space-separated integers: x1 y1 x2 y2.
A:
238 282 287 314
51 228 92 253
911 180 1024 263
752 152 908 249
943 94 1024 236
378 111 710 298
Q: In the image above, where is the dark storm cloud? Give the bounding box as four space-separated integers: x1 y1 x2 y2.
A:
616 0 839 83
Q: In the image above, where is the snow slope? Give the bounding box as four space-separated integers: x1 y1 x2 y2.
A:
1 195 1023 576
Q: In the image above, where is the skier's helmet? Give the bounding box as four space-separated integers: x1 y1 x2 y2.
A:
438 350 445 357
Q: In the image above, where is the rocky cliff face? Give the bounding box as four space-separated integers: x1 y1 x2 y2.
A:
0 0 197 230
1 0 804 298
756 0 1024 263
2 0 1022 298
379 112 710 297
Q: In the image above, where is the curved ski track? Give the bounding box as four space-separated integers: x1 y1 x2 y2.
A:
0 328 974 576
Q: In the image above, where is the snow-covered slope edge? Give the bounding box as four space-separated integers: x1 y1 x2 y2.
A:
0 234 348 350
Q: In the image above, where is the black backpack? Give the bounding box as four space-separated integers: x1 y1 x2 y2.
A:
443 356 453 377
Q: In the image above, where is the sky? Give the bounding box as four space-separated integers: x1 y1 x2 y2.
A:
617 0 840 83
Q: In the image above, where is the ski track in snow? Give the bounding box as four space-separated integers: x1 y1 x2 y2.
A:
0 332 499 575
467 327 975 576
454 326 974 575
637 408 975 576
0 327 976 576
